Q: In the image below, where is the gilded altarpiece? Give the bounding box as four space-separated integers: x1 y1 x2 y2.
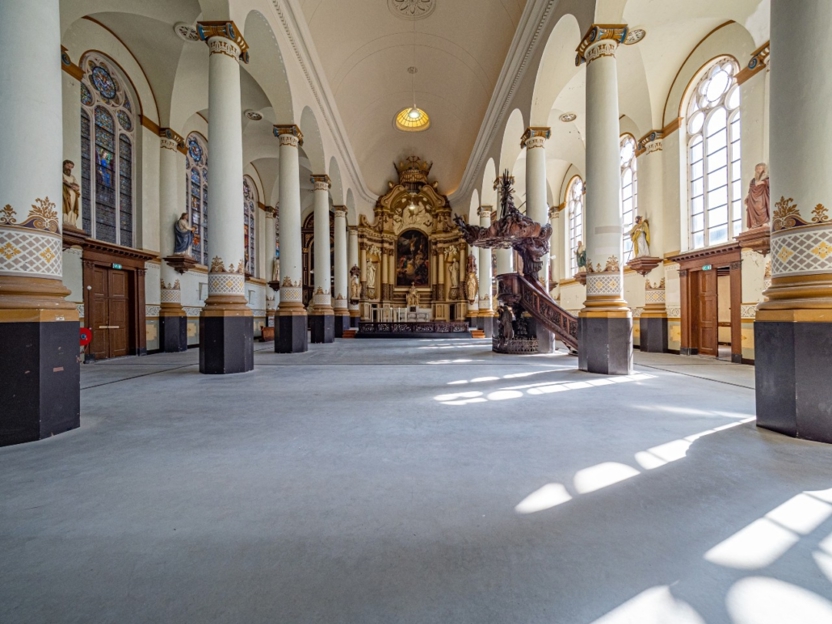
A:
358 157 468 321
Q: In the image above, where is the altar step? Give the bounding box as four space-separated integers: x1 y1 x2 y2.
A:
342 329 358 339
470 329 486 339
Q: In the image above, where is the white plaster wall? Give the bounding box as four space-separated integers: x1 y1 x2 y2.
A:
145 261 161 306
560 282 585 315
62 248 84 303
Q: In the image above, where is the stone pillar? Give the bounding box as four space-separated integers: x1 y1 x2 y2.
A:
309 175 334 343
0 0 79 446
273 125 307 353
477 206 496 336
333 205 349 336
196 22 253 374
348 226 360 326
380 246 389 304
522 127 551 287
264 204 277 325
756 0 832 443
576 25 633 374
436 247 446 320
495 248 514 276
637 131 668 353
549 205 562 288
158 129 189 352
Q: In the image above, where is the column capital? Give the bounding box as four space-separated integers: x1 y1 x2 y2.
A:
637 129 663 155
273 124 304 147
575 24 628 66
549 204 564 219
263 205 276 217
159 128 187 154
737 41 771 85
477 205 493 218
311 174 331 191
521 127 551 149
333 205 348 218
197 21 250 64
60 46 84 81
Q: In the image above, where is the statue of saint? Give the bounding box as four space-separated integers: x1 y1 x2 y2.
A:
745 163 770 229
628 216 651 258
465 272 478 304
445 246 460 289
367 260 377 289
576 241 587 272
271 257 280 283
62 160 81 230
349 266 361 301
406 284 419 308
173 212 195 256
498 305 514 344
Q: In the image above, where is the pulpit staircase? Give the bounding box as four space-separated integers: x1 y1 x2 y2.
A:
498 273 578 351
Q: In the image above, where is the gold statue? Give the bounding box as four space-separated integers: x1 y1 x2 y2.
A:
628 216 651 258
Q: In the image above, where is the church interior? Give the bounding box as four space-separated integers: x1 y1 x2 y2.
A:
3 0 832 621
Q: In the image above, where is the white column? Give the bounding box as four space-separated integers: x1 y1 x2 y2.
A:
264 204 278 312
522 127 551 287
348 226 359 317
478 206 494 314
637 131 665 280
0 0 72 306
159 130 186 307
549 205 561 287
580 26 628 311
198 23 248 306
274 125 304 313
333 205 348 316
311 175 332 313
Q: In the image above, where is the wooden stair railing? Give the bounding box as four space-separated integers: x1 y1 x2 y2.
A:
498 273 578 351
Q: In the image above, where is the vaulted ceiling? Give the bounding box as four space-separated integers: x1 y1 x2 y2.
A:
297 0 527 197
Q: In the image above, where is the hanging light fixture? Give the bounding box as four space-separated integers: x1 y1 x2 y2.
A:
395 16 429 132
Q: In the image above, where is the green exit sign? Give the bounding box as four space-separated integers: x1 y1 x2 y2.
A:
702 264 712 271
112 263 122 270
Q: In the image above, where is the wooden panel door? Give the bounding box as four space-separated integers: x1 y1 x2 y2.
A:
90 266 110 360
108 270 129 358
698 270 718 356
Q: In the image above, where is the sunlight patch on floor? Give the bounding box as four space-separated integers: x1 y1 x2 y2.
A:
592 586 705 624
726 577 832 624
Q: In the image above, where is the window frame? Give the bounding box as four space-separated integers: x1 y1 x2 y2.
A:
567 176 584 276
619 134 638 262
185 133 209 266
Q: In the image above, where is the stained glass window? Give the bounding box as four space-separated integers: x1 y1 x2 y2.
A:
620 135 638 263
243 177 257 276
568 177 584 276
186 133 209 265
79 53 135 247
686 57 741 249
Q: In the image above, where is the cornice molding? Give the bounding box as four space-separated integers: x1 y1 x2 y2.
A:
271 0 376 206
447 0 558 206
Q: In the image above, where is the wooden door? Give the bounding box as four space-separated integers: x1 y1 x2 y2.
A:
90 266 110 360
108 270 129 358
698 270 718 356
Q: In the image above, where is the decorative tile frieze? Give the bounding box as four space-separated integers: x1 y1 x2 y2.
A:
208 273 245 296
586 272 622 296
771 226 832 276
146 305 161 317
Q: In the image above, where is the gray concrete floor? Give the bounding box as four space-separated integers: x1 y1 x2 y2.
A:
2 340 831 623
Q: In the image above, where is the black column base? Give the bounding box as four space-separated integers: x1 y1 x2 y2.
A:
639 317 668 353
334 314 351 338
159 315 188 352
350 315 360 328
310 314 335 343
467 315 478 328
475 316 485 330
482 315 496 339
0 321 80 447
276 314 308 353
756 321 832 443
199 315 254 374
578 316 633 375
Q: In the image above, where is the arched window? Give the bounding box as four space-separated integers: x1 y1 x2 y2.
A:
80 53 135 246
243 176 257 276
567 176 584 275
686 57 742 249
620 135 638 262
185 133 209 265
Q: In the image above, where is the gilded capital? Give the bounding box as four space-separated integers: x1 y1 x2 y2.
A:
637 130 663 155
311 174 331 191
333 205 348 218
159 128 186 154
575 24 627 66
264 205 276 217
273 124 304 147
197 21 250 64
549 204 564 219
737 41 770 85
521 127 551 149
477 205 493 219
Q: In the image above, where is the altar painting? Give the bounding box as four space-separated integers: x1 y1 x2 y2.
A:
396 230 429 286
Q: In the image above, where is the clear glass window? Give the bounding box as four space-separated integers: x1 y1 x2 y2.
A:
620 135 638 262
568 177 584 275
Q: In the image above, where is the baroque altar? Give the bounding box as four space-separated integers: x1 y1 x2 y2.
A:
356 156 470 322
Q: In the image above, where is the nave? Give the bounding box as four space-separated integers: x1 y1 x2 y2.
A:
2 343 832 623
